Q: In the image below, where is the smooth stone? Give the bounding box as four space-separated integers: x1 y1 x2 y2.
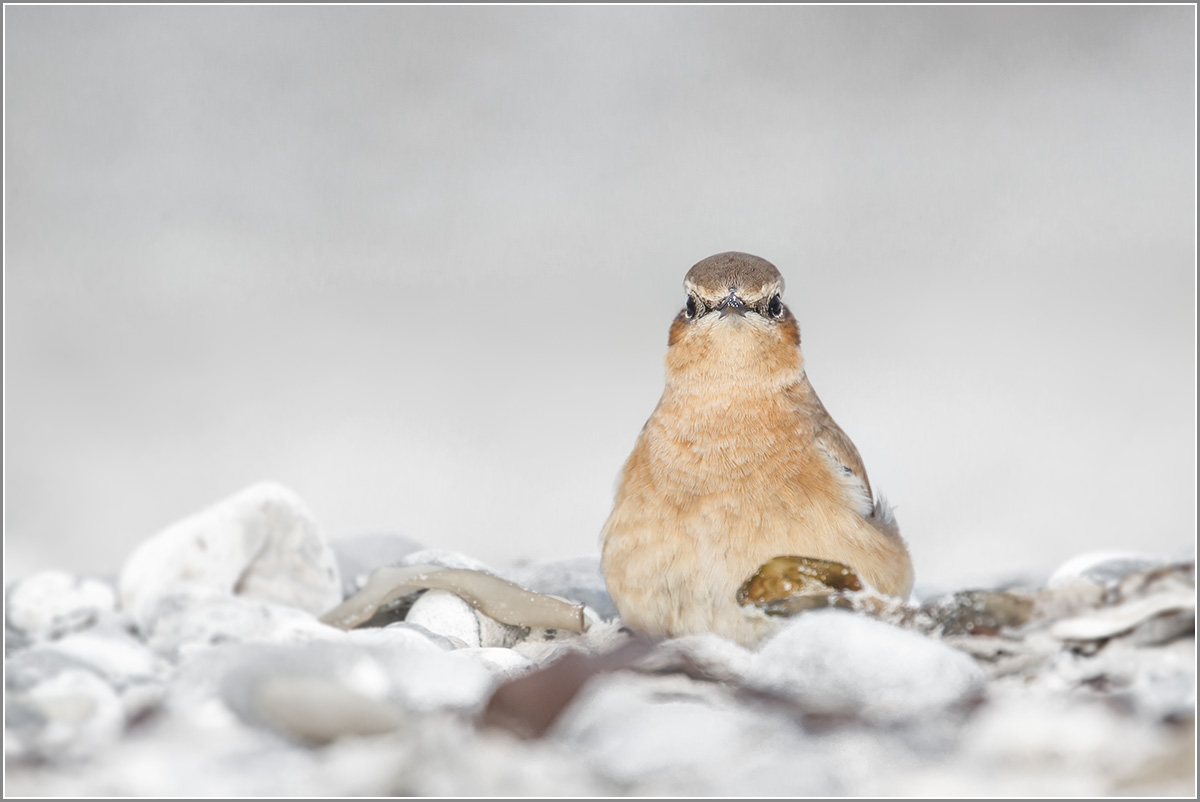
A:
383 717 609 797
346 553 559 639
957 692 1178 794
451 647 534 680
6 626 32 657
370 646 496 714
1121 609 1195 647
482 637 657 739
1028 630 1196 723
1048 552 1171 589
510 618 629 665
920 589 1038 636
250 675 407 744
1051 592 1195 643
639 634 756 683
219 643 398 729
217 640 495 726
7 667 126 760
42 626 163 688
344 621 455 652
399 549 499 575
507 555 619 621
553 672 836 795
746 609 984 722
330 532 425 598
117 483 342 630
6 649 101 693
139 589 343 657
7 628 163 728
6 571 117 639
477 611 530 649
1103 637 1197 722
404 590 482 648
162 644 264 714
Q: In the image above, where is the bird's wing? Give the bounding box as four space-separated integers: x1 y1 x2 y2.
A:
797 373 887 523
814 423 875 519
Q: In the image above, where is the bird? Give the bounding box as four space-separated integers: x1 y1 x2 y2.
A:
600 251 913 647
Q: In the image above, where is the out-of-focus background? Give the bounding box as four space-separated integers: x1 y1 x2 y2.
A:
4 6 1195 592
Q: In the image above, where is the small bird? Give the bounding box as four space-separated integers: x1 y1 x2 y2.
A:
600 251 913 647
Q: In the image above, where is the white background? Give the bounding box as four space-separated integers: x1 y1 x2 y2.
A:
5 6 1195 591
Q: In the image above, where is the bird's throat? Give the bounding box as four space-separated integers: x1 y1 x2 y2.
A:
663 323 804 399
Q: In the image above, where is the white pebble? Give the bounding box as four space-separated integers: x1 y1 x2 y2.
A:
11 669 126 760
6 571 116 639
747 609 984 722
399 549 499 574
450 647 533 679
251 675 406 744
43 626 162 687
140 589 343 657
371 647 496 713
1047 551 1167 589
344 622 453 652
404 590 482 648
117 483 341 630
647 633 755 682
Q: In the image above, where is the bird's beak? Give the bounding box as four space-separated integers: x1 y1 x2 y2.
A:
717 293 746 318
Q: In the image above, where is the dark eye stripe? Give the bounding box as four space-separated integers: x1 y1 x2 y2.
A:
684 292 783 320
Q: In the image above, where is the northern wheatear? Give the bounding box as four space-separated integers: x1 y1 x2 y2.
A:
600 252 913 646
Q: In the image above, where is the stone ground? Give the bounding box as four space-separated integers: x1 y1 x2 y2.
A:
4 483 1195 796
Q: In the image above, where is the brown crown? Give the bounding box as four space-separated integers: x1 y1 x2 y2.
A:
684 252 784 303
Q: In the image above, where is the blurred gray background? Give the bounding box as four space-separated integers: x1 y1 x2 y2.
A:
5 6 1195 591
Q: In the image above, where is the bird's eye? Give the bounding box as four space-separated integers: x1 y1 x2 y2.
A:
768 294 783 319
685 296 697 319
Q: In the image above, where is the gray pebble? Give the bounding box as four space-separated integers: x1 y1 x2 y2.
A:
399 549 500 575
507 554 619 621
330 532 425 598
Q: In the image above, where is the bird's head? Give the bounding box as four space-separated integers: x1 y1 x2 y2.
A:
666 251 803 390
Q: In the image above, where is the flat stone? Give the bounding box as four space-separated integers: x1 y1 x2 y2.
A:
251 675 407 744
1051 592 1195 643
